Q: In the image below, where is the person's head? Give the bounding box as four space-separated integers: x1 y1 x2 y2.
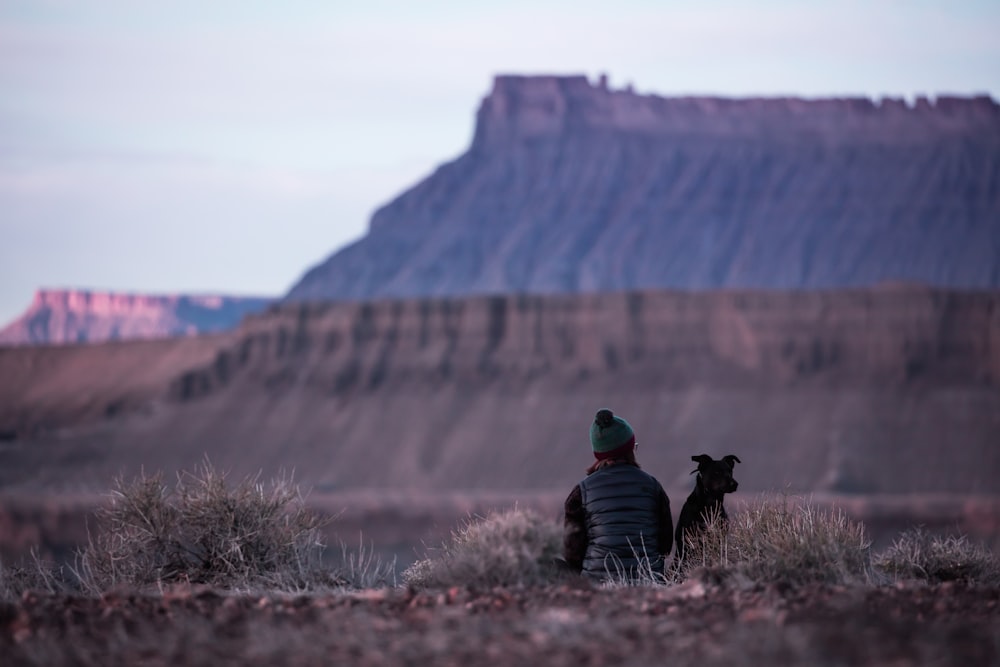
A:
587 408 637 472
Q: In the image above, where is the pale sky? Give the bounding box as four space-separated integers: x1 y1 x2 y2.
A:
1 0 998 327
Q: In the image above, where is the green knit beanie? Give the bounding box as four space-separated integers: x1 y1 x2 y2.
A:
589 408 636 459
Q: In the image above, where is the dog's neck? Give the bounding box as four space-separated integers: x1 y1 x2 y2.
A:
693 475 726 507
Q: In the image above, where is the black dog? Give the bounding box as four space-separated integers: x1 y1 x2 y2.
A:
674 454 741 562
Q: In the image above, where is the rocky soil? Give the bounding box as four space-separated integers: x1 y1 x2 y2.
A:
2 578 998 667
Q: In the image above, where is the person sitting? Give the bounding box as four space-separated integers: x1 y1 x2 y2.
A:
562 408 673 581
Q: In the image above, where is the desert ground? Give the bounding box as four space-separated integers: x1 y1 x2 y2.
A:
3 576 998 667
2 488 999 666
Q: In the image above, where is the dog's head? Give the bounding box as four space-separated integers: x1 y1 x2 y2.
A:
690 454 741 495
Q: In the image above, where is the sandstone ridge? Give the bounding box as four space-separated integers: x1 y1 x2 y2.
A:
179 288 1000 400
2 287 997 496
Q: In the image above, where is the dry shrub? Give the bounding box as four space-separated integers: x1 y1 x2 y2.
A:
402 507 563 589
0 552 71 601
72 462 391 593
875 528 1000 585
678 494 874 585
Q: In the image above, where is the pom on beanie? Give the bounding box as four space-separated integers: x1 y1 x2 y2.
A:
589 408 636 459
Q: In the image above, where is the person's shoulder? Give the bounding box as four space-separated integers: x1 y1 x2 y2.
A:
634 467 665 487
628 465 656 479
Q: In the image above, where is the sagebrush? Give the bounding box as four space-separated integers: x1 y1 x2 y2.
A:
67 462 394 594
0 551 69 600
875 527 1000 585
675 494 874 585
402 507 563 589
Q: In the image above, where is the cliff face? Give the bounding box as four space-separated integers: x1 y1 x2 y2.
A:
180 287 1000 399
0 290 274 346
3 287 996 496
287 76 1000 302
167 287 1000 496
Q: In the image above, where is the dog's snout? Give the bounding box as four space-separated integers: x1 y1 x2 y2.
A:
729 480 738 492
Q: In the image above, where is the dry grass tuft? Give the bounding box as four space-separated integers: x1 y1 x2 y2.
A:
0 551 72 600
874 527 1000 585
1 462 396 601
402 507 563 589
71 462 332 593
678 494 874 585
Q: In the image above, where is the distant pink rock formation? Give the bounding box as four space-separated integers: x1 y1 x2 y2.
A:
0 289 275 346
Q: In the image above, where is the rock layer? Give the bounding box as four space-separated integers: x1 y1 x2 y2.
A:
181 287 1000 399
2 287 997 496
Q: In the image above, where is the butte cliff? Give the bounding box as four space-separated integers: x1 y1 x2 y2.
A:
287 75 1000 302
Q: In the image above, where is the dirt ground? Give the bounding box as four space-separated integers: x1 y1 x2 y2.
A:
2 577 998 667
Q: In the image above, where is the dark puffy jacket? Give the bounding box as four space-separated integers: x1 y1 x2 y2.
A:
578 464 669 580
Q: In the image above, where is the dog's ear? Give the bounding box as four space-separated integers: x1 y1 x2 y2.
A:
690 454 713 474
722 455 741 469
